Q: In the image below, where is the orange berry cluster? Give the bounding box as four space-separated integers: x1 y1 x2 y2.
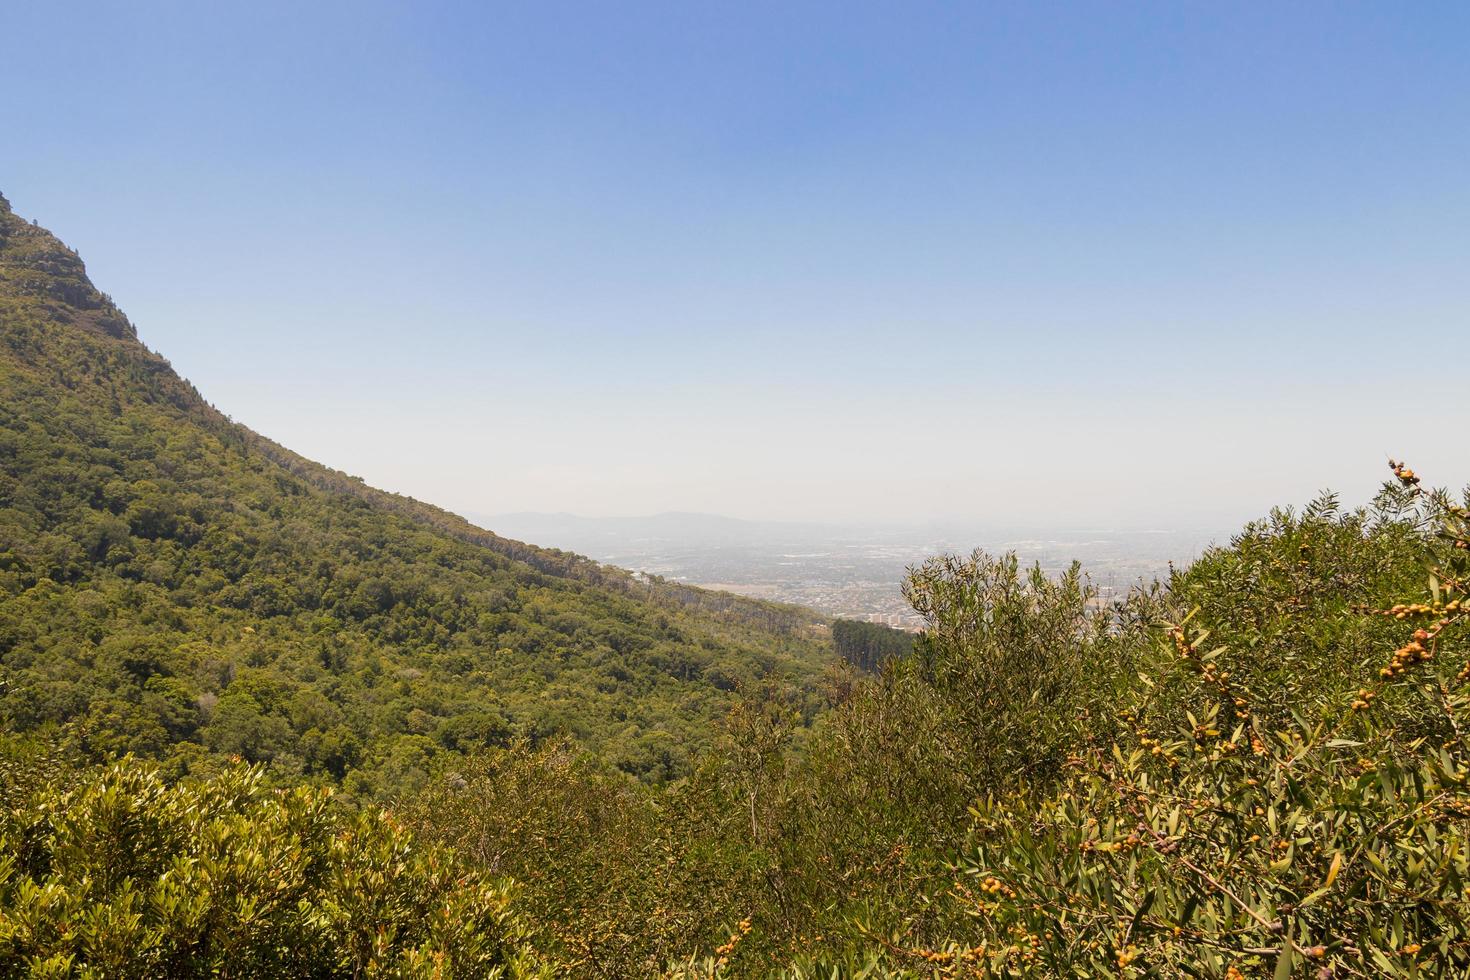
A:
1171 625 1253 724
1382 629 1434 678
713 918 752 962
1381 631 1428 678
1379 602 1438 620
913 944 987 966
1389 458 1421 489
1350 688 1377 711
1116 708 1176 765
1006 927 1040 967
978 875 1017 898
1440 798 1470 819
1082 835 1142 855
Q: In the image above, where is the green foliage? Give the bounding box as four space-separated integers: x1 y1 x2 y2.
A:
6 193 1469 976
397 475 1468 978
0 752 547 977
404 741 686 976
874 479 1470 977
900 552 1134 793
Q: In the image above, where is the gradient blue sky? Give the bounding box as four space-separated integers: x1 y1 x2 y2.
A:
2 2 1467 528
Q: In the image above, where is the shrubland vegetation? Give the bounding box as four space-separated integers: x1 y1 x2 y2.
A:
2 195 1466 975
397 467 1465 978
0 740 547 978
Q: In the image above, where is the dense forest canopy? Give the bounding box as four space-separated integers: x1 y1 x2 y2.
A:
1 193 1467 977
831 618 914 672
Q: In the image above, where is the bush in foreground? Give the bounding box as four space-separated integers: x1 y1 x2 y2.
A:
0 758 546 978
881 469 1470 977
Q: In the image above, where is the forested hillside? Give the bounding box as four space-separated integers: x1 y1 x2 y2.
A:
1 191 1466 977
0 192 833 791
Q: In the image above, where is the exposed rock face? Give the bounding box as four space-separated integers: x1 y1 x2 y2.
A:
0 192 134 339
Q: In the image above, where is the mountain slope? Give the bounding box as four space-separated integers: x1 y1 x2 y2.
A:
0 192 832 791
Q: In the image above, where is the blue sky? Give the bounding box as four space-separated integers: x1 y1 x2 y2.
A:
2 2 1467 527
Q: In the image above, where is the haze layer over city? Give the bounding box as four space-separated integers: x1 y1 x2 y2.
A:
481 511 1221 627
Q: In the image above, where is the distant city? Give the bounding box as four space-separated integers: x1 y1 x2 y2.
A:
473 512 1227 630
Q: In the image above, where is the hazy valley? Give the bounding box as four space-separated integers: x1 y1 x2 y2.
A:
480 511 1222 628
3 183 1467 979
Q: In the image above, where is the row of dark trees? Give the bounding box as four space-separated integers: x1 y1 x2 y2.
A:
830 617 913 672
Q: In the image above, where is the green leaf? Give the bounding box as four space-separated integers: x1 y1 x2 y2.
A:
1273 945 1296 980
1130 888 1156 933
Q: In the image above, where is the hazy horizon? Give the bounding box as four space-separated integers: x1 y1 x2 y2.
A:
470 507 1230 536
475 508 1224 626
4 2 1467 527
